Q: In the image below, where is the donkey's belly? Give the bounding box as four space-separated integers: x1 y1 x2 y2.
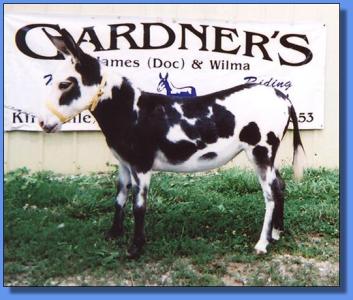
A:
152 139 243 173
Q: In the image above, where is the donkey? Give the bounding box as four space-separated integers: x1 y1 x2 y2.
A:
38 28 305 259
157 73 197 97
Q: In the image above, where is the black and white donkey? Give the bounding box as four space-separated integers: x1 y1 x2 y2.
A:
38 28 305 259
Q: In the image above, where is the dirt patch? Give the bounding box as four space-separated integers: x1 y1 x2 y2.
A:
47 272 120 286
274 254 339 280
222 263 247 286
221 254 339 286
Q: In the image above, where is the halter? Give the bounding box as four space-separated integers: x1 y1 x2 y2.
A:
46 74 107 124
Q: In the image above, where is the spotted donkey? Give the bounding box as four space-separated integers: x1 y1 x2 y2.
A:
38 28 305 259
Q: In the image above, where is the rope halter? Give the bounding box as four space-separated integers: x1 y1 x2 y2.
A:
45 74 107 124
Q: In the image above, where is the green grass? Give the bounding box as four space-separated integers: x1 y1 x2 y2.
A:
4 167 339 286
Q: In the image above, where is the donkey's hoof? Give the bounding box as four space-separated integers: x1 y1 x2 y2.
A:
104 229 123 241
127 244 143 259
271 228 282 241
255 248 267 255
254 240 268 255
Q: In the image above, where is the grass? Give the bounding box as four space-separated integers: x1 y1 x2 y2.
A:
4 167 339 286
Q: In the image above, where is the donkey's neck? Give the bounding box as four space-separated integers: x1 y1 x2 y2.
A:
99 68 124 100
90 71 140 149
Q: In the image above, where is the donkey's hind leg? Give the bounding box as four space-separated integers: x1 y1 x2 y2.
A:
271 170 285 241
254 166 278 254
246 145 283 254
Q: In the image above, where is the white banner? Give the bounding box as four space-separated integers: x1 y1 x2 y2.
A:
4 13 326 131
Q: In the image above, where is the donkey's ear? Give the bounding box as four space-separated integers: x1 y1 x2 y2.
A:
165 73 169 79
42 28 83 60
60 28 84 60
42 28 70 55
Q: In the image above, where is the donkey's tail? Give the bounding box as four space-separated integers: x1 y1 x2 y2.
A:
289 105 305 180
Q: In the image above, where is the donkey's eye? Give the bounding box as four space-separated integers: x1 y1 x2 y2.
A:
59 81 72 90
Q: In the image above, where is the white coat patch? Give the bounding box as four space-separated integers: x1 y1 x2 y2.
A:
166 124 193 143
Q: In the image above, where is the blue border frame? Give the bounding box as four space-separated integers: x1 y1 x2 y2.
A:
1 0 351 298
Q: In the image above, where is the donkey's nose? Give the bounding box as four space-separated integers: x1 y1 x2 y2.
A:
42 124 57 133
38 118 57 133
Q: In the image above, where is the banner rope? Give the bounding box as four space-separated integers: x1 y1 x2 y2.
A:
5 105 38 119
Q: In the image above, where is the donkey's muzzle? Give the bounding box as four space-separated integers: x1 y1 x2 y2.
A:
39 120 59 133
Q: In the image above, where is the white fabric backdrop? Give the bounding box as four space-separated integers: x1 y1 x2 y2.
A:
4 13 326 131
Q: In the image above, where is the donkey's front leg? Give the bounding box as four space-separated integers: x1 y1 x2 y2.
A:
128 170 152 259
105 163 131 240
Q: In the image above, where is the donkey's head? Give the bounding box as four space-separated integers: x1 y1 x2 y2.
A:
38 28 105 133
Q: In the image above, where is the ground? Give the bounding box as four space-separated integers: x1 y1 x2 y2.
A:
4 167 339 286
